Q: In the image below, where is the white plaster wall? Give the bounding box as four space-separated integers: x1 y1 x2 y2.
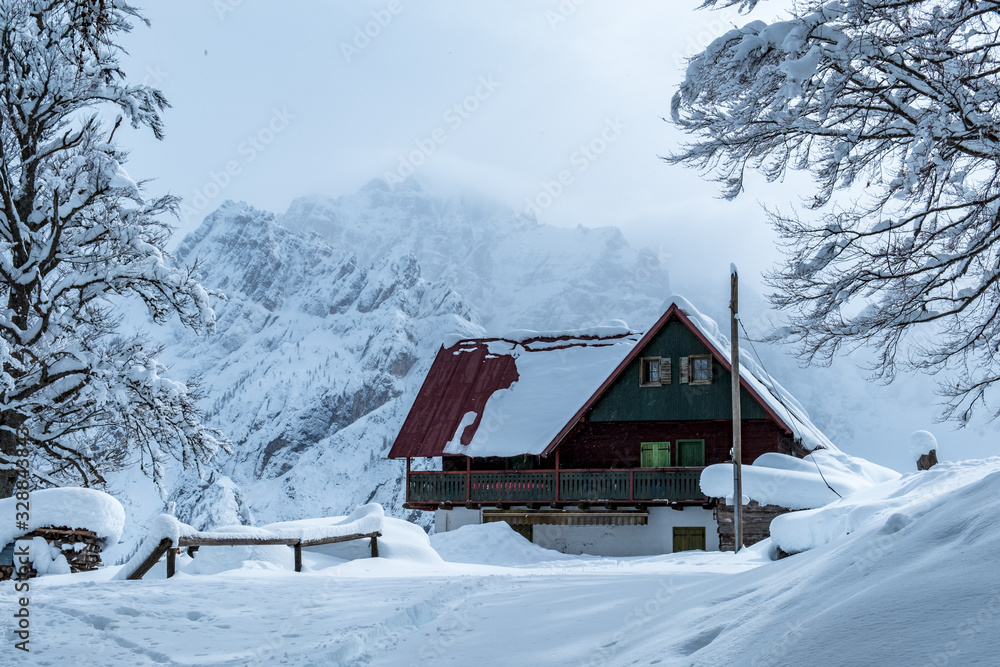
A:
434 507 482 532
531 507 719 557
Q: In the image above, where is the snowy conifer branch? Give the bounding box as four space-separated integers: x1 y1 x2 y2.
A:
670 0 1000 423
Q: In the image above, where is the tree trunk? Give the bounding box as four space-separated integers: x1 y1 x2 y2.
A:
0 419 19 499
0 283 31 499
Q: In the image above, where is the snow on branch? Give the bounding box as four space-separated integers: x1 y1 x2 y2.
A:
670 0 1000 423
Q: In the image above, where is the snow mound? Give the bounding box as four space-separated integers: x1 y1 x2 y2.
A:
701 449 900 510
908 429 938 461
303 516 442 565
651 457 1000 665
770 457 1000 555
700 449 899 510
0 487 125 549
430 522 575 566
18 536 71 576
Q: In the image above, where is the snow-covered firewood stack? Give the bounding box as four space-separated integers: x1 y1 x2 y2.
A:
0 488 125 580
23 527 104 573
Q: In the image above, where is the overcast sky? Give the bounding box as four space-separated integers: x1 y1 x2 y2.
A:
117 0 797 297
115 1 996 467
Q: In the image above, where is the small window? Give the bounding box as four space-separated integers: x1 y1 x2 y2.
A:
676 439 705 467
639 357 671 387
640 357 660 386
640 441 671 468
690 355 712 384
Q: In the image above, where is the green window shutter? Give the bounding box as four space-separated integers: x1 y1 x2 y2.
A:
640 442 670 468
677 439 705 467
679 356 689 384
673 527 706 552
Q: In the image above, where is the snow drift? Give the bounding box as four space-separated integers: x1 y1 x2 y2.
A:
700 449 900 510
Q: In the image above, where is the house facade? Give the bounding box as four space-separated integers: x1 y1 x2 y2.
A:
389 297 831 556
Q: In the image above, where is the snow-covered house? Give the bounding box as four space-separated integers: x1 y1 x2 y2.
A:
389 297 835 556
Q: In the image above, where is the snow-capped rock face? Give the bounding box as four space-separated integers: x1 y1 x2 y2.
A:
279 179 670 333
155 199 482 528
128 182 672 544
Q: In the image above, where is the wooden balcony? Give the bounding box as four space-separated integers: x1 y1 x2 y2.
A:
406 468 706 507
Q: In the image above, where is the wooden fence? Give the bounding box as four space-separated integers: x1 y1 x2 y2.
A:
124 531 381 581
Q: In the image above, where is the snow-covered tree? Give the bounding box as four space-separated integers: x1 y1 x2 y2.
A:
0 0 228 497
670 0 1000 423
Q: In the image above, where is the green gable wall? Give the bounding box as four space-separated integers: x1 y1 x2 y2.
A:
587 319 772 422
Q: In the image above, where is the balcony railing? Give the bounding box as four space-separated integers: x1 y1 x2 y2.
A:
407 468 706 504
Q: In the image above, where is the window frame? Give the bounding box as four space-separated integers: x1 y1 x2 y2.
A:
689 354 713 385
639 356 662 387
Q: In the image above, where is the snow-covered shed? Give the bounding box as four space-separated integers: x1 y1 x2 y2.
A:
390 297 837 556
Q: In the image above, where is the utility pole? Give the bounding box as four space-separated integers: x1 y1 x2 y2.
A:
730 265 744 553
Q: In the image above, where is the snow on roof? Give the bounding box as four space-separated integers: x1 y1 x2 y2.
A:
700 450 901 510
450 331 643 457
390 295 838 459
0 487 125 549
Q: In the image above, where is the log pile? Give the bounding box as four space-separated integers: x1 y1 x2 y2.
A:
0 526 103 580
715 500 791 551
31 526 104 572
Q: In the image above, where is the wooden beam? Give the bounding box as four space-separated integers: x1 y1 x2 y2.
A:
298 532 382 549
166 547 176 578
177 536 300 547
125 538 173 581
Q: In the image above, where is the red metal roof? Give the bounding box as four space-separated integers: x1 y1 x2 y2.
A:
388 341 519 458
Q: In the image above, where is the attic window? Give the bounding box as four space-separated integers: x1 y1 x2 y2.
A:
690 355 712 385
639 357 671 387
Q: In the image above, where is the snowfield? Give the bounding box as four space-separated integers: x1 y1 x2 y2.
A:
5 457 1000 665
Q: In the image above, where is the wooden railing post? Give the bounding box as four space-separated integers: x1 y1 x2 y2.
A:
294 543 302 572
166 547 176 578
554 450 560 503
466 456 471 503
370 534 379 558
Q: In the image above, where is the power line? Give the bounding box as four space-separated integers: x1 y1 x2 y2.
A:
737 319 843 500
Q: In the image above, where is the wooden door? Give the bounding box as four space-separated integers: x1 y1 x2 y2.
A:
673 526 706 552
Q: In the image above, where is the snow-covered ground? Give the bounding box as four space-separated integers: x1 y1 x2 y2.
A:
6 457 1000 665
